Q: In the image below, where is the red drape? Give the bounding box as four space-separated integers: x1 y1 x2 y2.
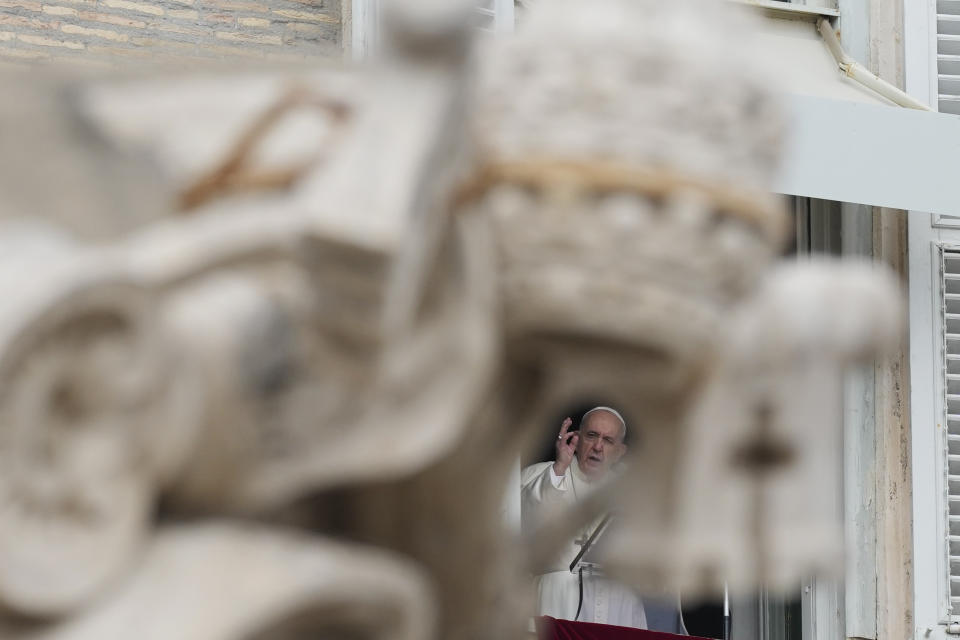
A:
536 616 713 640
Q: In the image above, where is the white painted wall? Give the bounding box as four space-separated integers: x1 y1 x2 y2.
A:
775 95 960 217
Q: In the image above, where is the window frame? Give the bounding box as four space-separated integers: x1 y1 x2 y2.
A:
350 0 515 60
350 0 380 60
910 212 959 640
906 0 955 634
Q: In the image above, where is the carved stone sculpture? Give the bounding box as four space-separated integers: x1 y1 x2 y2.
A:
3 523 435 640
0 0 902 638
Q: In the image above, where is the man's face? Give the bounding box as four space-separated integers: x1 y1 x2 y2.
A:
575 410 627 479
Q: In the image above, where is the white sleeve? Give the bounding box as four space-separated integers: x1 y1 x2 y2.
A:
521 463 578 537
548 465 568 490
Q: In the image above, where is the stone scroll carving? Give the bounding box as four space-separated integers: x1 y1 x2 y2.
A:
0 0 901 638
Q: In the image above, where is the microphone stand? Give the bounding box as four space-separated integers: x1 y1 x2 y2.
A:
568 513 614 574
568 514 614 622
723 582 731 640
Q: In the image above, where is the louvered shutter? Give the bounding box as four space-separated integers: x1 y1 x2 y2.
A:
939 0 960 114
942 248 960 615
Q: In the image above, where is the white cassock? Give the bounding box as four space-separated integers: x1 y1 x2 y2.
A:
520 457 648 629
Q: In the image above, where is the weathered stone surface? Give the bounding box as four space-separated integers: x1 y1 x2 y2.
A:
0 0 341 66
0 0 903 637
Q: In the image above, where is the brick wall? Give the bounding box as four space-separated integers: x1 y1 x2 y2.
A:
0 0 342 66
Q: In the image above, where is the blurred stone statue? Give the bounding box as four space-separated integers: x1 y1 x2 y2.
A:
0 0 902 639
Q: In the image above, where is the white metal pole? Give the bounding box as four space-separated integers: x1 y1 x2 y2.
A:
817 18 932 111
494 0 516 33
724 582 731 640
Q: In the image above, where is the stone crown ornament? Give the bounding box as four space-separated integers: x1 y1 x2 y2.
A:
471 0 790 364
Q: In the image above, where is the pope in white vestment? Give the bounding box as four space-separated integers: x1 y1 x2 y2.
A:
521 407 650 629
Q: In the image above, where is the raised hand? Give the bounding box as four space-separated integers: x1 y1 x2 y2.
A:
553 417 578 476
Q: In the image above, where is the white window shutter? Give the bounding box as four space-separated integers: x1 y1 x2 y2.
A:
941 247 960 618
938 0 960 113
908 212 960 640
